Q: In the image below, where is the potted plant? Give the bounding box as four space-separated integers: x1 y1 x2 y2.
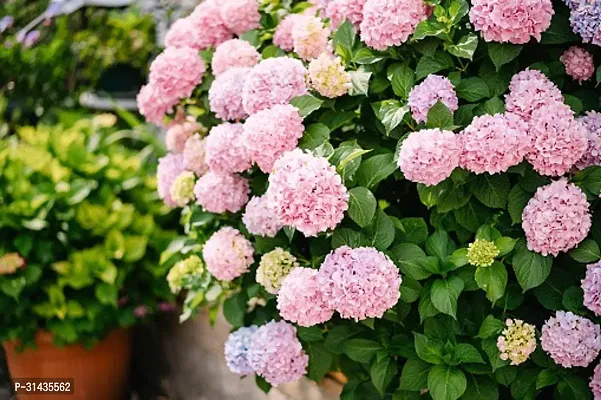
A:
0 114 177 399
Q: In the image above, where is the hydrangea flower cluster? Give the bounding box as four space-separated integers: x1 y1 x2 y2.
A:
183 134 209 176
469 0 554 44
219 0 261 36
211 39 260 76
541 311 601 368
157 153 186 208
591 363 601 399
398 129 461 186
497 319 537 365
560 46 595 83
273 14 304 52
164 17 203 50
167 255 204 294
165 118 205 154
255 248 299 294
202 227 254 281
360 0 428 50
291 16 331 60
582 261 601 316
308 54 351 98
247 320 309 386
525 101 588 176
408 75 459 124
137 84 172 126
277 267 334 327
0 253 25 275
205 123 251 175
467 239 499 267
209 67 250 121
194 172 250 213
317 246 401 321
242 57 308 115
459 113 530 174
505 69 563 121
576 111 601 169
568 0 601 46
188 0 234 50
170 171 196 207
325 0 366 30
266 149 349 237
522 179 591 256
242 196 283 238
242 105 304 173
224 326 258 375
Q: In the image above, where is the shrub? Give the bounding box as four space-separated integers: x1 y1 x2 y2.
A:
144 0 601 398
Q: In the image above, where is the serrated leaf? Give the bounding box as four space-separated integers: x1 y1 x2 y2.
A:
348 187 377 228
512 244 552 292
430 276 464 319
299 123 330 150
388 63 415 99
488 43 522 70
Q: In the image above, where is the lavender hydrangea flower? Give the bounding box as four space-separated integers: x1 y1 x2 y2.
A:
224 326 258 375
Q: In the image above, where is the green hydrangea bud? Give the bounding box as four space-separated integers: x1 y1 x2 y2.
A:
170 171 196 207
256 248 299 294
167 255 204 294
467 239 499 267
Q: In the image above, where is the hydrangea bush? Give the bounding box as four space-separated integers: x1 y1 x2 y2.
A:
142 0 601 398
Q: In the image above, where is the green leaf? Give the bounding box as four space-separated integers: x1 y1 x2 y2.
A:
427 365 467 400
416 52 454 80
343 339 383 363
261 44 285 58
477 315 505 339
372 100 410 134
426 230 455 262
488 43 523 71
349 70 372 96
94 283 117 306
419 282 441 321
356 153 397 189
474 262 507 303
557 375 592 400
324 325 364 354
123 236 147 262
348 187 377 228
255 376 272 393
307 343 333 381
536 370 558 390
452 343 485 364
573 166 601 196
470 174 510 209
388 63 415 99
508 184 531 224
290 94 323 117
367 209 395 250
481 338 508 372
597 66 601 86
430 276 464 319
512 244 552 292
333 20 356 53
401 276 423 303
426 101 454 129
562 286 584 314
413 20 447 41
541 14 580 44
414 333 445 365
299 123 330 150
446 33 478 60
332 228 370 249
448 0 469 24
353 47 385 64
371 355 398 395
461 375 498 400
399 359 430 391
456 78 490 102
388 243 433 280
394 217 429 245
569 239 601 263
222 293 247 328
482 97 505 115
297 326 323 342
494 237 517 257
510 369 538 400
448 248 468 268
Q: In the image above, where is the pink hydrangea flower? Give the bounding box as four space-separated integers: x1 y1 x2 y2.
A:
469 0 554 44
209 67 250 121
165 118 204 153
541 311 601 368
266 149 348 237
203 227 254 281
560 46 595 83
583 262 601 316
308 53 351 98
459 113 531 175
360 0 428 50
408 75 459 124
277 267 334 327
219 0 261 36
526 101 588 176
211 39 260 76
398 129 461 186
242 104 304 173
148 47 206 107
591 363 601 399
273 14 304 51
205 123 251 175
157 153 186 207
137 83 172 126
522 179 591 256
325 0 366 30
576 111 601 169
164 17 203 50
247 320 309 386
291 16 331 61
183 134 209 176
318 246 401 321
242 57 308 115
242 195 283 237
194 172 250 213
189 0 234 50
505 69 564 122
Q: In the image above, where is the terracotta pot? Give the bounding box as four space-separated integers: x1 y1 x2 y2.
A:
3 328 132 400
